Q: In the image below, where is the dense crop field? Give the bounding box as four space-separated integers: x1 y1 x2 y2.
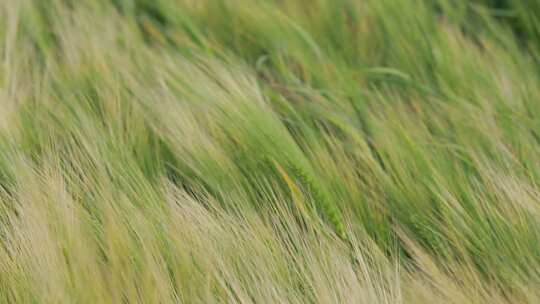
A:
2 0 540 302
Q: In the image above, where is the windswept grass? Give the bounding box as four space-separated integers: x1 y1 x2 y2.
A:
2 0 540 302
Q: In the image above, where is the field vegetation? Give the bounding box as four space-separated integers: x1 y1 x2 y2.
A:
2 0 540 302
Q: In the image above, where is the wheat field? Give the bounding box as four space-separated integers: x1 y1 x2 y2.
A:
1 0 540 303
